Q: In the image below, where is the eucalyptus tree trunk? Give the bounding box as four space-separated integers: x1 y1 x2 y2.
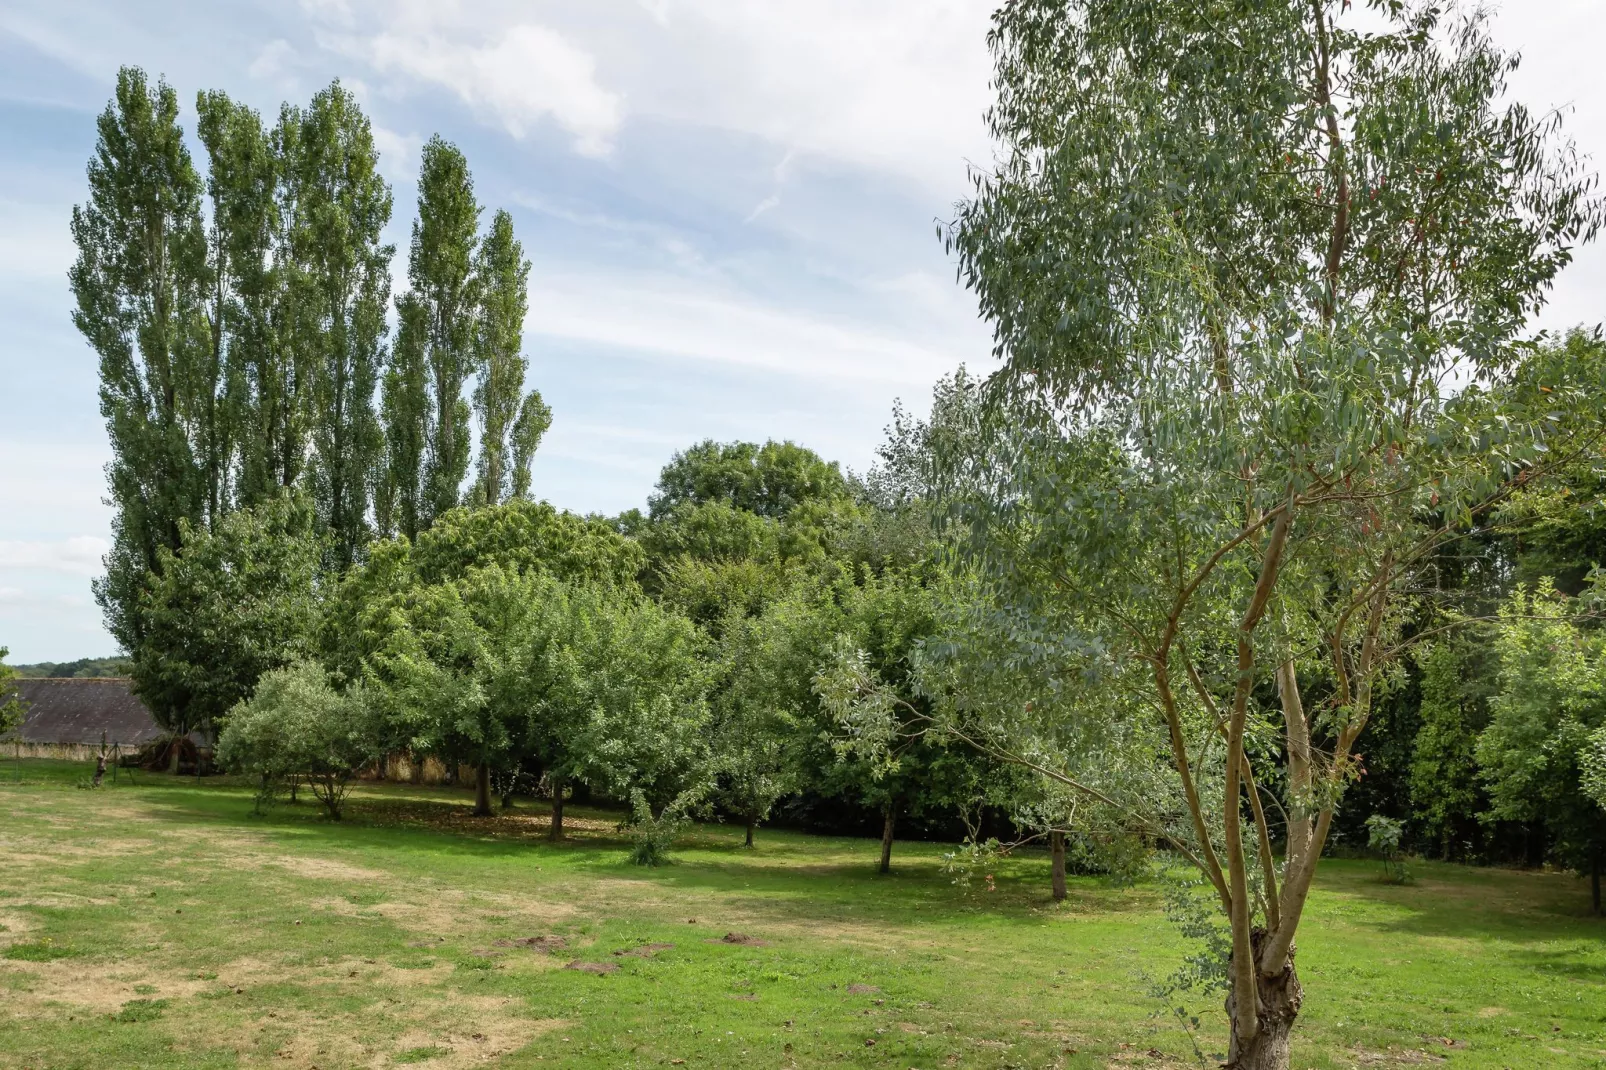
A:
1226 932 1302 1070
1049 830 1067 901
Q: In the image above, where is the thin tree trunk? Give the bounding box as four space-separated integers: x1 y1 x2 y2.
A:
549 775 565 841
473 762 493 817
744 810 756 849
1226 930 1302 1070
1050 830 1067 901
879 805 896 875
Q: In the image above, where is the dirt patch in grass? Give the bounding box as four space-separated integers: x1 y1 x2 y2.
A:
0 959 211 1016
565 960 619 974
385 1001 568 1068
260 854 393 883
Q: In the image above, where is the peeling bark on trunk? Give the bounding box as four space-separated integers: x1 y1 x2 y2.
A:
879 806 896 874
1226 931 1302 1070
1049 830 1067 901
473 763 493 817
549 776 565 841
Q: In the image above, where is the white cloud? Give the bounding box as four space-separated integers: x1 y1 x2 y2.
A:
371 124 423 185
0 537 110 577
248 38 297 85
525 267 977 387
317 12 624 157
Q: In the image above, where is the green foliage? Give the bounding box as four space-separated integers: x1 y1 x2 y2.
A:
941 0 1606 1054
407 136 481 526
132 493 322 740
216 660 380 819
1409 642 1485 859
1477 581 1606 883
289 81 394 571
73 68 213 666
10 656 134 679
708 591 833 841
413 500 644 590
1365 815 1409 885
1582 726 1606 812
471 208 549 506
649 440 848 520
0 648 25 738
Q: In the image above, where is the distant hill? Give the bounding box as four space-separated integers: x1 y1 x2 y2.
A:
13 656 133 679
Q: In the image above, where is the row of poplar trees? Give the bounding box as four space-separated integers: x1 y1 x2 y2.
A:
71 68 551 665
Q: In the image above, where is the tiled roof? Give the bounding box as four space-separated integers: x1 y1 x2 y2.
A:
2 678 166 746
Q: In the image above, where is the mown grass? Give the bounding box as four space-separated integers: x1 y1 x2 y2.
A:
0 757 1602 1069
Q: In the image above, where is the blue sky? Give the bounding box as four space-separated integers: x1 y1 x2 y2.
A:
1 1 1603 662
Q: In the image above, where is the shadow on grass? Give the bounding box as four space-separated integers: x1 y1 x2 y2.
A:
61 771 1151 934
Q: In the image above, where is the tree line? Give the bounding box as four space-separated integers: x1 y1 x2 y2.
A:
62 4 1606 1068
71 67 550 701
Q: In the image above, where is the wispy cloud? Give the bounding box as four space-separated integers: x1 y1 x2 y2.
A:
315 12 624 157
0 537 110 577
525 268 972 387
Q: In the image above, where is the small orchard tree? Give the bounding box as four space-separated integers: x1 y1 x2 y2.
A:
376 565 548 816
134 493 322 766
710 592 831 847
552 587 711 864
942 3 1605 1066
217 661 379 819
813 569 985 875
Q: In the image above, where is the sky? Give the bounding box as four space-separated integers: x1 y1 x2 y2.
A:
1 1 1603 663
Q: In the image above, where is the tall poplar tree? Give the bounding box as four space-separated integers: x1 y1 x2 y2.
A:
403 136 480 525
285 82 393 570
195 90 276 519
377 293 431 541
471 208 550 506
71 67 211 670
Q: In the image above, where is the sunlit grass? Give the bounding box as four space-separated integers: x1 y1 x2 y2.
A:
1 758 1602 1068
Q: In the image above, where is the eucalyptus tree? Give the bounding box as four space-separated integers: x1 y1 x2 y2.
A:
941 3 1605 1066
285 82 393 570
72 67 212 658
399 136 481 525
471 209 551 505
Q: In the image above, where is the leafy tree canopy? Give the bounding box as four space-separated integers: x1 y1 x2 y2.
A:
649 439 848 521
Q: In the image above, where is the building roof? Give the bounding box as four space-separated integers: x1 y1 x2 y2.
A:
3 678 167 747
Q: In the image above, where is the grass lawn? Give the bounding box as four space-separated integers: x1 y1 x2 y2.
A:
0 759 1602 1069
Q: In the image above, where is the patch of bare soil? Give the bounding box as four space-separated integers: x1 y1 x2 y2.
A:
1101 1041 1194 1067
494 935 568 953
564 960 619 975
845 984 880 995
707 932 769 947
0 959 211 1016
381 1000 568 1069
260 855 392 883
1348 1043 1449 1066
611 942 673 958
